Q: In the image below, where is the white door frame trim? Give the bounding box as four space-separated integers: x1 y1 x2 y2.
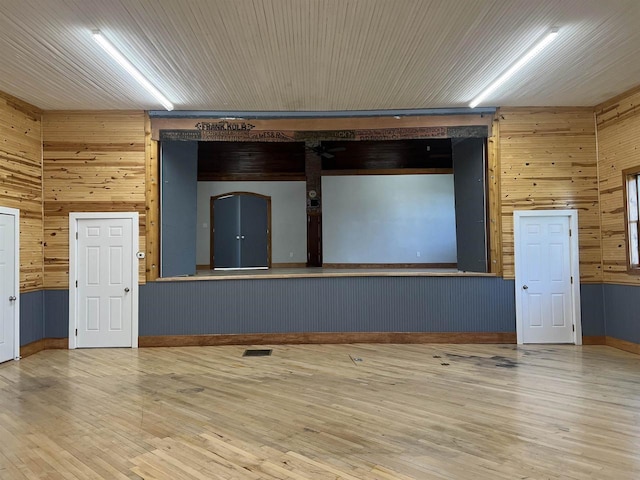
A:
0 207 20 360
514 209 582 345
69 212 139 349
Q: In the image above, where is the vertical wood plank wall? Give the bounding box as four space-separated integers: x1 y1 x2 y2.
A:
144 116 159 282
595 86 640 285
497 108 602 282
0 92 43 292
487 116 502 275
42 111 147 289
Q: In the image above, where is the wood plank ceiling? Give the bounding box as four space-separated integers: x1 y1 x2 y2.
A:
0 0 639 111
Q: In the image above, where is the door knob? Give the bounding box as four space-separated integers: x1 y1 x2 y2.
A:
8 296 16 301
522 285 528 290
124 288 130 293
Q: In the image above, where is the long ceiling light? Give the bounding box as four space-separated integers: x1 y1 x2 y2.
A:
92 30 174 111
469 28 559 108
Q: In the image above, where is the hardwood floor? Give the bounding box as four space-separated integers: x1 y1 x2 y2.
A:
0 344 638 479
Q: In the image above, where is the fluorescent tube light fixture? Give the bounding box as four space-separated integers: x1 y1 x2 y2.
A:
92 30 174 111
469 28 559 108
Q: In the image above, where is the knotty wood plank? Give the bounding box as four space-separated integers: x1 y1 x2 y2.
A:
595 88 640 285
497 108 601 282
0 93 43 292
42 111 147 288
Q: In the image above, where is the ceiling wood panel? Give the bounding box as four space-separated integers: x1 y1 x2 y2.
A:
0 1 639 111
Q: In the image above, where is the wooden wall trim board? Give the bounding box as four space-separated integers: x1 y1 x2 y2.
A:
139 332 517 347
17 334 640 356
158 269 496 281
605 336 640 355
19 338 68 358
145 113 159 282
488 115 503 275
19 339 46 358
198 173 306 182
321 168 453 176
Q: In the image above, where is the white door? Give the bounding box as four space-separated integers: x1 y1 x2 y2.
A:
0 213 16 362
515 213 576 343
76 217 134 347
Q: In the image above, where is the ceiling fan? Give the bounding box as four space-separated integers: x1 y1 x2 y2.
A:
308 143 346 159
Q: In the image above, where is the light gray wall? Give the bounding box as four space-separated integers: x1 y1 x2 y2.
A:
322 175 457 264
197 181 307 265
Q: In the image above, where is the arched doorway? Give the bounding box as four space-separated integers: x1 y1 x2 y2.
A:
210 192 271 269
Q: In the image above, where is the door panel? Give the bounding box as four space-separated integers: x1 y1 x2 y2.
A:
0 214 15 363
213 195 241 268
240 195 268 268
161 141 198 277
452 138 487 272
518 216 573 343
212 193 270 269
77 218 133 348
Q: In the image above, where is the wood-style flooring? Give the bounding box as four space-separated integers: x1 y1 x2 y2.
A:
0 344 638 479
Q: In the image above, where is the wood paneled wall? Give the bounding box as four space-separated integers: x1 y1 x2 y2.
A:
596 86 640 285
42 111 147 289
497 108 602 282
0 92 43 292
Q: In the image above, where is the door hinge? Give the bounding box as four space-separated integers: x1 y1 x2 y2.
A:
76 232 78 239
75 280 78 288
75 328 78 336
572 325 575 332
570 276 573 284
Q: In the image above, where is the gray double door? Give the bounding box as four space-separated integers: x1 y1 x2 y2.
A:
213 193 269 269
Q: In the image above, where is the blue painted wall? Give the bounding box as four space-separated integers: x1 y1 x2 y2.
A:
139 277 516 336
603 284 640 344
44 290 69 338
20 290 44 345
580 284 605 337
20 280 632 344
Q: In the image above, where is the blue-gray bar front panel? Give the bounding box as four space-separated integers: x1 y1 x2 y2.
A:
139 276 516 336
35 281 613 341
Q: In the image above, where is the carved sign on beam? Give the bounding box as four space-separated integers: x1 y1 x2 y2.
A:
159 124 488 142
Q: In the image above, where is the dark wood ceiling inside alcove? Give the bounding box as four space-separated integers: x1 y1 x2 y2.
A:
197 138 452 181
198 142 306 181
